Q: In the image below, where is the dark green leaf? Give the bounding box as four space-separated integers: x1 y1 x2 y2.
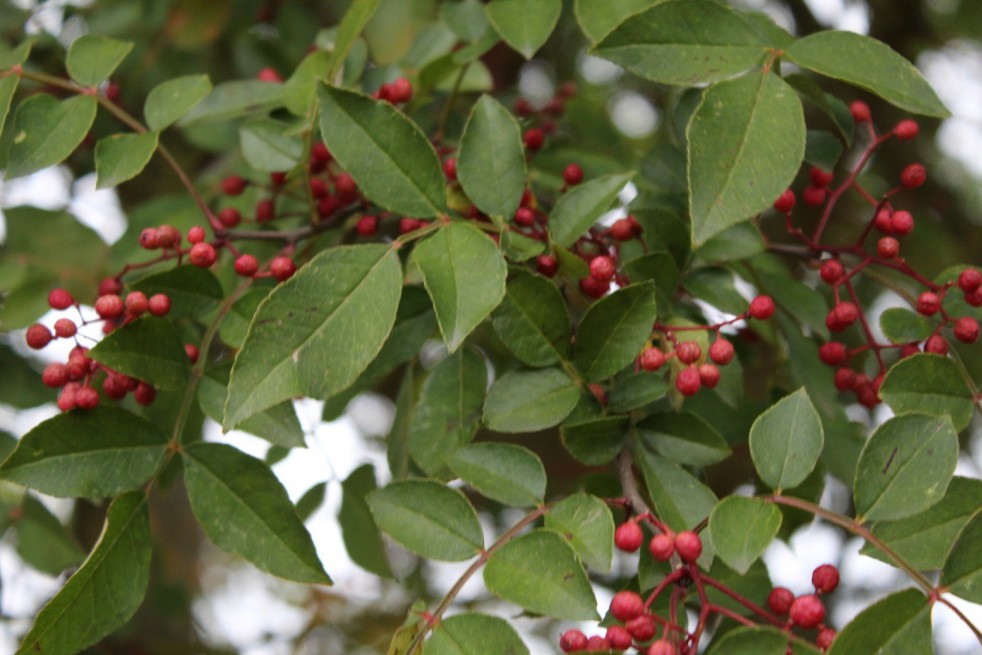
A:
183 442 331 583
483 368 579 433
635 447 718 533
131 265 224 319
637 412 731 466
786 31 949 117
14 495 84 576
575 0 658 42
318 83 445 217
0 406 167 498
548 173 633 247
484 529 598 620
501 229 546 262
854 414 958 522
709 496 782 574
441 0 491 42
749 388 824 490
5 94 98 180
66 35 133 86
0 75 18 141
492 269 570 367
16 492 151 655
572 282 658 381
804 130 844 171
179 80 284 125
448 443 546 507
225 245 402 429
0 344 50 409
879 354 975 431
0 40 33 68
94 131 158 189
218 287 270 348
240 118 302 171
485 0 561 59
89 317 190 391
940 509 982 603
608 372 669 413
828 589 932 655
880 307 935 344
706 626 820 655
688 71 805 247
282 51 330 116
144 74 212 131
412 222 507 352
339 464 392 577
295 481 326 522
424 613 529 655
592 1 769 86
694 222 765 263
756 270 830 340
368 479 483 561
387 366 414 480
784 73 855 144
544 493 614 573
457 95 526 219
561 415 629 465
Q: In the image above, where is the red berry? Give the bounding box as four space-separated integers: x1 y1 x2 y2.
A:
270 171 287 188
589 256 616 282
256 66 282 83
676 367 701 396
514 207 536 227
536 254 558 277
803 185 827 206
614 522 644 552
58 384 78 412
125 291 149 316
835 301 859 328
560 629 588 652
748 295 775 320
579 276 610 299
335 173 358 198
958 268 982 293
270 256 296 282
523 128 545 151
317 195 341 218
858 382 880 409
877 236 900 259
42 363 69 388
894 119 919 140
222 175 247 196
139 227 159 249
53 318 77 338
102 375 127 400
156 224 181 248
966 287 982 307
99 277 123 296
640 347 666 372
234 254 259 277
219 207 241 227
819 342 848 366
563 163 584 186
189 242 217 268
255 198 275 222
834 367 856 391
768 587 795 615
311 142 331 164
890 210 914 236
309 177 328 199
674 530 702 561
790 594 826 629
810 167 834 187
817 627 836 649
820 260 844 285
134 381 156 406
849 100 871 122
873 208 895 235
697 363 720 388
611 218 636 241
356 215 379 236
954 317 980 344
95 294 125 319
187 226 206 244
585 636 610 651
399 217 422 235
812 563 840 594
649 533 675 561
185 343 199 364
900 163 926 189
442 157 457 181
610 591 644 622
606 625 633 650
625 614 657 641
76 386 100 410
676 341 702 364
647 639 677 655
389 76 413 104
900 343 921 358
916 291 940 316
773 189 796 213
148 294 171 317
48 288 74 310
709 338 734 365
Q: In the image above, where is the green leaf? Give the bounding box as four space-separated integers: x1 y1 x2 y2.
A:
14 495 85 576
635 448 718 533
786 31 949 118
784 73 854 144
561 415 629 466
592 1 769 86
608 372 669 413
408 346 486 474
240 118 302 172
131 264 223 319
483 368 580 433
94 131 158 189
282 50 330 116
864 477 982 570
501 229 546 262
182 442 330 583
485 0 561 59
457 95 526 219
5 94 97 180
224 244 402 429
295 482 326 521
709 496 782 574
749 388 824 490
339 464 392 577
448 443 546 507
219 287 271 349
688 71 805 247
0 40 33 69
804 130 844 171
880 307 934 344
424 613 529 655
15 492 151 655
492 269 570 367
441 0 491 42
878 354 975 431
179 80 284 125
941 509 982 602
387 367 415 481
706 626 820 655
828 589 932 655
144 74 212 131
548 172 633 248
0 75 19 141
572 282 658 381
318 83 445 217
368 479 484 561
89 317 190 392
327 0 382 80
0 406 168 498
66 35 133 87
412 222 507 352
638 412 731 466
854 414 958 522
484 529 598 620
544 493 614 573
575 0 658 42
